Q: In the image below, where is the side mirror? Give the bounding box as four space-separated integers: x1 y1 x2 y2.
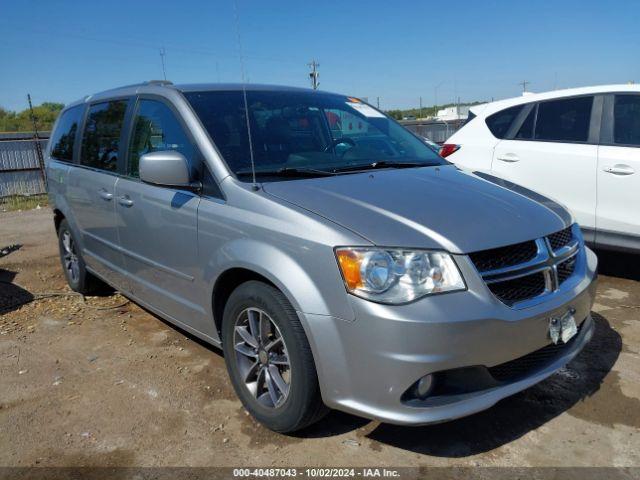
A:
139 151 193 188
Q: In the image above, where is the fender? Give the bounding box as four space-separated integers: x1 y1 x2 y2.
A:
204 238 356 322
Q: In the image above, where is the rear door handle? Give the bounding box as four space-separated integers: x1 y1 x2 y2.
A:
118 195 134 207
603 164 635 176
496 153 520 162
98 189 113 201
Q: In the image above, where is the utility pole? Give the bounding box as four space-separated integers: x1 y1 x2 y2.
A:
419 96 423 119
159 47 167 81
434 81 444 118
519 80 530 93
376 96 380 109
308 60 320 90
27 94 46 186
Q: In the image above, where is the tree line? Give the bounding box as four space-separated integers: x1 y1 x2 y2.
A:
0 102 64 133
386 100 486 121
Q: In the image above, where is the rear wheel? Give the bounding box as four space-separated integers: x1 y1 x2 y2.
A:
222 281 327 432
57 219 102 294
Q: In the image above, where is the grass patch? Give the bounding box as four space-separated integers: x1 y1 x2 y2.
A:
0 194 49 212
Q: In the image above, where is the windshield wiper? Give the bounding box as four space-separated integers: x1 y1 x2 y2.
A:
236 167 336 178
331 160 436 173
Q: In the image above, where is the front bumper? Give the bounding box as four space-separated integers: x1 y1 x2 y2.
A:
302 247 598 425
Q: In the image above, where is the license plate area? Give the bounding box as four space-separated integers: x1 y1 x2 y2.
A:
549 308 578 345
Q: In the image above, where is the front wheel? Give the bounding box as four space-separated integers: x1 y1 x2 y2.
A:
222 281 327 432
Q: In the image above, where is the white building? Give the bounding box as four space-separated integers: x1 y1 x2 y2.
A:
435 105 476 121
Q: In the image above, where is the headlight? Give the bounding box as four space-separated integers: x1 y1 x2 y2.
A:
335 248 466 304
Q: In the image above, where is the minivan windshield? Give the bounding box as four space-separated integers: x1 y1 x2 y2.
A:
184 90 445 181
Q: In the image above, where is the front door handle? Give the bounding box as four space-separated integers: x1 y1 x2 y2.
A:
118 195 134 207
603 164 635 176
496 153 520 162
98 189 113 201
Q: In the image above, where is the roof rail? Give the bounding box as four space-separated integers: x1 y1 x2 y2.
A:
145 80 173 86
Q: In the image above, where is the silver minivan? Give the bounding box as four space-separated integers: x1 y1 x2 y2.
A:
47 81 598 432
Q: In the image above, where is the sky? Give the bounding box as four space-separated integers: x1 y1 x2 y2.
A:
0 0 639 112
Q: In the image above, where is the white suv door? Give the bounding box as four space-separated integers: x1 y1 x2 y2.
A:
596 94 640 249
491 96 599 239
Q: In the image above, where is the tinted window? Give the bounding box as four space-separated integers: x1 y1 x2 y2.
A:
128 100 195 178
486 105 523 139
534 96 593 142
614 95 640 145
184 90 444 181
515 106 536 140
80 101 128 172
50 105 84 162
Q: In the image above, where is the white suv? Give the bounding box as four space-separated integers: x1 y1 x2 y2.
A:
444 84 640 252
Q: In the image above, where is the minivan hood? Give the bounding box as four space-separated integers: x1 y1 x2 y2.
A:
262 165 571 253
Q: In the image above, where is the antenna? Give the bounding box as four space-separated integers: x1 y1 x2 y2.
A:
159 47 167 81
232 0 257 189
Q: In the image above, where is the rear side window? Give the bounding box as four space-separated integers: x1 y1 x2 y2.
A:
614 95 640 146
534 96 593 142
515 106 536 140
128 99 196 178
49 105 84 162
485 105 523 139
80 100 128 172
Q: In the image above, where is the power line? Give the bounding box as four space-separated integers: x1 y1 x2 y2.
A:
308 60 320 90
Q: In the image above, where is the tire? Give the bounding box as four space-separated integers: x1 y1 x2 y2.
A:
57 219 102 294
222 281 327 432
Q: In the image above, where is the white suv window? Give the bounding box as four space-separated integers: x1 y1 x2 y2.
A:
614 95 640 146
534 96 593 143
485 105 523 139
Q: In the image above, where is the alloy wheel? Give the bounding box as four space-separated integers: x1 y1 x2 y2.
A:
61 230 80 284
233 307 291 408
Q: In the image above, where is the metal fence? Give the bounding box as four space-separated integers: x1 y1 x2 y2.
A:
399 119 465 144
0 132 49 198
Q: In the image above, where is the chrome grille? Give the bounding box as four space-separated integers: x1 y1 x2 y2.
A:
470 225 580 308
487 271 546 306
468 241 537 273
548 226 573 251
557 256 576 285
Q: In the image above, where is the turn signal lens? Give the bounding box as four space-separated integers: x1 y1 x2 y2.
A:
336 249 363 290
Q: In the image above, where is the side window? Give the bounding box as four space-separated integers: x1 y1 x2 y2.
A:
515 106 536 140
81 101 128 172
614 95 640 146
128 100 195 178
534 96 593 142
485 105 523 139
49 105 84 162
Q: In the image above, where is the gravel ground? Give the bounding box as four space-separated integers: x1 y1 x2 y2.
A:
0 208 639 468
